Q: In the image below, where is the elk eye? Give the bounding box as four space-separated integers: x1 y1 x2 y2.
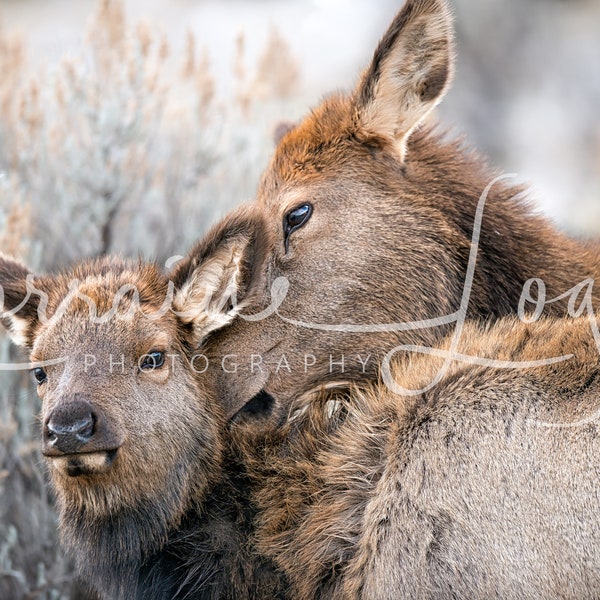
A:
139 351 166 372
32 367 47 384
283 203 313 252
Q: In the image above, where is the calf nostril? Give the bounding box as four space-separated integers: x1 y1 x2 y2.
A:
45 410 97 453
47 413 95 437
77 415 95 441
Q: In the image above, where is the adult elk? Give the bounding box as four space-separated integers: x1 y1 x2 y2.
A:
183 0 600 426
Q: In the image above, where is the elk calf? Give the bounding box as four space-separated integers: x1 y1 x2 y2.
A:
0 208 285 600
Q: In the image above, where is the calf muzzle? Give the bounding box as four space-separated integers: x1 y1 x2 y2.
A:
43 398 120 457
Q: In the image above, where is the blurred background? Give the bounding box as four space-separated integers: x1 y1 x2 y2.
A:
0 0 598 597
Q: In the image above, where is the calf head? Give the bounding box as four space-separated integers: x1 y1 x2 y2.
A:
0 207 269 594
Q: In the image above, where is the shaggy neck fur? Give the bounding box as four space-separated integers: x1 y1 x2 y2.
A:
58 450 286 600
234 389 388 599
235 316 600 599
403 129 600 318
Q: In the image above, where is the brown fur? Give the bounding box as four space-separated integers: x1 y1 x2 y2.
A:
239 316 600 599
175 0 600 427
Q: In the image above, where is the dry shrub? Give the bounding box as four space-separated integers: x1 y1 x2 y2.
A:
254 27 300 101
0 0 299 268
0 191 73 599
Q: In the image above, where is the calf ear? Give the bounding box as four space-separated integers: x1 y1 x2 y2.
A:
170 207 269 342
354 0 454 161
0 254 40 348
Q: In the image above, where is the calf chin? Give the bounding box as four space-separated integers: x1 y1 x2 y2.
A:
56 444 220 599
50 450 117 478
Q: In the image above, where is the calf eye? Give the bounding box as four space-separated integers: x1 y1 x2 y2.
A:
283 203 313 252
32 367 47 384
139 351 166 372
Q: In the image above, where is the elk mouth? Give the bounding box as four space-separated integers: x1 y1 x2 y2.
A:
46 448 119 477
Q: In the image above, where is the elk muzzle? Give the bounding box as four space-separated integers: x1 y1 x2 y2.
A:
42 397 123 476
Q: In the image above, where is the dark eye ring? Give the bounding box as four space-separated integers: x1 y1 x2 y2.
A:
139 351 166 372
32 367 47 384
283 203 313 253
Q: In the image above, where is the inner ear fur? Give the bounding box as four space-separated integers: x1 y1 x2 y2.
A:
0 254 40 347
353 0 454 160
170 206 270 341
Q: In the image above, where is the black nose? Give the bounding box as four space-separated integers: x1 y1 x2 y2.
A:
44 400 96 455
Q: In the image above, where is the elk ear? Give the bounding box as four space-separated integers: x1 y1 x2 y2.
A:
0 254 40 348
273 121 295 145
170 207 269 343
354 0 453 161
